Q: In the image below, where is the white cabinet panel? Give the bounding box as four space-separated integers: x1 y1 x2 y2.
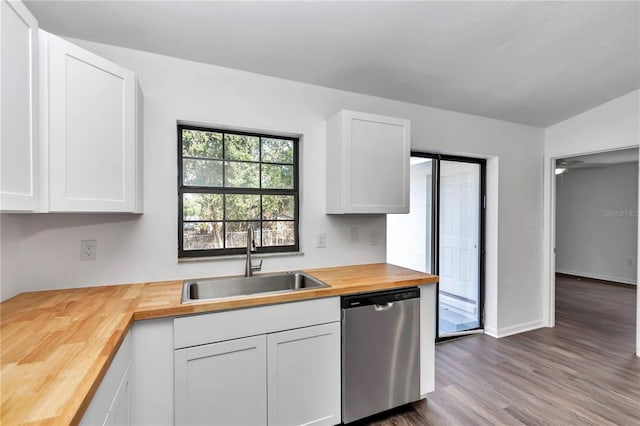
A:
81 332 131 426
130 317 174 425
41 31 142 213
173 298 342 426
419 284 436 396
267 322 341 426
0 0 39 211
104 374 130 426
326 110 410 214
175 335 268 426
173 297 340 349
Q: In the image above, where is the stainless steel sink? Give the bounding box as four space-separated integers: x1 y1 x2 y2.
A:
181 271 330 303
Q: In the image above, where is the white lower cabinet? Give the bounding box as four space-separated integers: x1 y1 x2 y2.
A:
173 298 341 426
174 323 340 426
104 371 130 426
267 323 341 426
175 335 268 426
81 332 131 426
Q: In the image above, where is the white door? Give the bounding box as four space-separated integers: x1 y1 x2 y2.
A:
46 33 137 212
267 322 341 426
1 0 39 211
439 161 480 300
438 160 481 336
174 335 267 426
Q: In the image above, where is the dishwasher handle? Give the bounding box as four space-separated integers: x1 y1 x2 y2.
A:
374 302 394 311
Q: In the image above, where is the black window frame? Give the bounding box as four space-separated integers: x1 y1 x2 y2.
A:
178 124 300 258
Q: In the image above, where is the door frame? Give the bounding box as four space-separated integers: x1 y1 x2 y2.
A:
542 146 640 356
411 152 487 342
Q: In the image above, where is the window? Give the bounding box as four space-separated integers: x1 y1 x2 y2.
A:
178 125 299 257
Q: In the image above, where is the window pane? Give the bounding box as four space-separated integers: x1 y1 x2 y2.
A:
225 161 259 188
262 138 293 164
262 195 294 220
183 159 223 187
183 193 223 220
261 164 294 189
183 222 223 250
226 221 261 248
262 221 295 246
225 194 260 220
224 134 260 162
182 129 222 159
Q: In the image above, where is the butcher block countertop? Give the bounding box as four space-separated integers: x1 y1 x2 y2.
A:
0 263 437 425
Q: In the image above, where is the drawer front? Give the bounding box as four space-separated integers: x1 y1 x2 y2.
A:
174 297 340 349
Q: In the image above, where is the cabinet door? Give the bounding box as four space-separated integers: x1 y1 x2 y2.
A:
267 322 341 426
1 0 39 212
175 335 267 426
327 110 410 214
81 332 131 426
104 365 130 426
46 33 138 212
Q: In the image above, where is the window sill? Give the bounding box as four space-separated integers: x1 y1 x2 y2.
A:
178 251 304 263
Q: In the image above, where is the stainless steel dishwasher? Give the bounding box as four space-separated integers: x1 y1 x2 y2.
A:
341 287 421 423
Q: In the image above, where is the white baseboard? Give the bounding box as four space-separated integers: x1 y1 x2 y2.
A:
484 326 498 338
484 320 545 339
556 268 636 286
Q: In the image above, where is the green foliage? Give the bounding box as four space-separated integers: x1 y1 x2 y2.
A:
225 134 259 161
262 164 293 189
262 138 293 164
182 129 222 158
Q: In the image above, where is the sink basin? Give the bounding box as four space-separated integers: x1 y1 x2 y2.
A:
181 272 330 303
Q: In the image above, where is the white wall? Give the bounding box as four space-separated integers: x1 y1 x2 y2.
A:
0 39 545 338
387 160 432 273
0 214 22 300
556 162 638 285
544 89 640 355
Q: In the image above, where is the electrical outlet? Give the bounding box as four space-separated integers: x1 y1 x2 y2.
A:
81 240 97 261
316 233 326 248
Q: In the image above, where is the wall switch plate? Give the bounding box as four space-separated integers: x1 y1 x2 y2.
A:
349 226 359 243
370 230 379 246
81 240 97 261
316 232 326 248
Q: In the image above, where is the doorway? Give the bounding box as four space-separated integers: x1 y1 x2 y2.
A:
387 153 486 340
553 148 638 333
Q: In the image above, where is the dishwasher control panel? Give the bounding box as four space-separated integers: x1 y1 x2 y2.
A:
341 287 420 308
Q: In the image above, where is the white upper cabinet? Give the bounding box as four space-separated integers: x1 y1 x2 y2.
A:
40 31 143 213
1 0 39 212
326 110 410 214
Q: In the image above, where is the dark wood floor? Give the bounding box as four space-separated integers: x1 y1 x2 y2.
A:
368 275 639 425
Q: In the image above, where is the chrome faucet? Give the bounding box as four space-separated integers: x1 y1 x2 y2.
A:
245 225 263 277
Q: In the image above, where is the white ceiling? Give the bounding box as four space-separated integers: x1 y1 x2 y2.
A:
25 1 640 127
